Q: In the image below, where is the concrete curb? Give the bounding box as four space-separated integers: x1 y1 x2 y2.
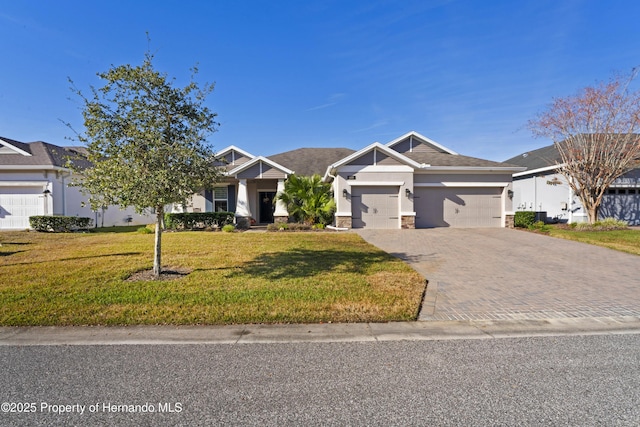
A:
0 316 639 346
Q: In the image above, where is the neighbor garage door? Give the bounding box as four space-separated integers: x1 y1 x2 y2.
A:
415 187 502 228
351 186 399 229
0 187 45 229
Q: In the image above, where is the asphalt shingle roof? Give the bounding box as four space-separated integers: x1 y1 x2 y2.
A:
268 147 356 176
503 143 562 171
402 151 521 168
0 138 91 169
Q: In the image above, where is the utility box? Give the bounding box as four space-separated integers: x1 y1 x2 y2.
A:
534 211 547 223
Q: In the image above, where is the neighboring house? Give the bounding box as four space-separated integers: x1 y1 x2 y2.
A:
185 131 524 229
0 136 153 230
505 143 640 225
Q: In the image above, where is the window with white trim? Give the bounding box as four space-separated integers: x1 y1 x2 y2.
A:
214 187 228 212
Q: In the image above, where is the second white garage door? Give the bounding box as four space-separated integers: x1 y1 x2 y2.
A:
351 186 399 229
415 187 502 228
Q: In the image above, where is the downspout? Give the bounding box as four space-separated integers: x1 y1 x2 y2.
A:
61 173 67 216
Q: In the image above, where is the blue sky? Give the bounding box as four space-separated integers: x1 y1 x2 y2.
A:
1 0 639 161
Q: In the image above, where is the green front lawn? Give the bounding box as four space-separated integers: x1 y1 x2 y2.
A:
0 230 425 326
547 227 640 256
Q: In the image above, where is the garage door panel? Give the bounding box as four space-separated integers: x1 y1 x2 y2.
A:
0 187 45 229
415 187 502 228
352 187 399 229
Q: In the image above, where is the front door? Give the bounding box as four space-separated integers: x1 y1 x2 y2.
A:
259 191 276 223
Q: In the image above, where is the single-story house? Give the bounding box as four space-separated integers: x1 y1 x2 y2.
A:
0 136 153 230
186 131 524 229
2 131 524 230
505 143 640 225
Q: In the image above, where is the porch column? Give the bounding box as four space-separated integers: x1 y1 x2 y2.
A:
235 179 252 229
273 178 289 223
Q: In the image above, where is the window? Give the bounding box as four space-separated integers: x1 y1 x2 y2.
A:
607 188 617 195
214 187 228 212
629 189 637 195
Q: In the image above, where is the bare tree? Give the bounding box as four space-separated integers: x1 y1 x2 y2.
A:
529 69 640 223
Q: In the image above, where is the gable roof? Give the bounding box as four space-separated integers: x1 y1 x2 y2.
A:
386 130 458 155
268 147 355 177
226 155 294 177
325 141 425 177
215 145 255 160
385 131 521 169
0 138 91 170
0 137 32 156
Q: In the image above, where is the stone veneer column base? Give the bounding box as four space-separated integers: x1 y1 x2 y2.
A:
235 216 251 230
401 215 416 229
274 216 288 224
335 216 352 229
505 214 515 228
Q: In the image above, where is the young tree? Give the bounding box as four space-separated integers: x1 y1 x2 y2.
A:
276 174 335 225
529 69 640 223
69 49 222 277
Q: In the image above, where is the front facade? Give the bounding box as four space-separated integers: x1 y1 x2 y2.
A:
506 144 640 225
185 131 523 229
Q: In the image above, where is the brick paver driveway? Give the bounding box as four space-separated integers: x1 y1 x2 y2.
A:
357 228 640 321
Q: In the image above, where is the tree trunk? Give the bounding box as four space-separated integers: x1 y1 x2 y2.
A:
153 207 163 277
587 204 599 224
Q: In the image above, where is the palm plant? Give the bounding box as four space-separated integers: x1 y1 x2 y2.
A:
276 174 336 225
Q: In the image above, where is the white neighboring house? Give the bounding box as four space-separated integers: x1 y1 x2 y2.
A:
506 143 640 225
0 136 153 230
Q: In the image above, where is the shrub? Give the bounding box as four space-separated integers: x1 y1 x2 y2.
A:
221 224 235 233
267 222 313 232
137 226 153 234
575 218 628 231
29 216 93 232
514 211 536 228
528 220 550 233
164 212 235 230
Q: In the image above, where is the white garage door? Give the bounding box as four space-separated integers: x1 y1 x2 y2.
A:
0 187 45 229
351 186 399 229
415 187 502 228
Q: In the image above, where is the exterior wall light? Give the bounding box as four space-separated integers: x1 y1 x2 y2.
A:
405 188 411 197
342 189 348 198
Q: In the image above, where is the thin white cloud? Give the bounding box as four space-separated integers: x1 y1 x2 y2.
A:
351 120 388 133
306 93 345 111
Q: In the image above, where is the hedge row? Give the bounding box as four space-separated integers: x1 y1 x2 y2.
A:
29 215 93 232
164 212 235 230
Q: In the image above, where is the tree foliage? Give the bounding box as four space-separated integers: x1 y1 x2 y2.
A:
276 174 335 225
529 69 640 223
69 48 222 276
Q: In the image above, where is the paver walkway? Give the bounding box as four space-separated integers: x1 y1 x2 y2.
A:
357 228 640 321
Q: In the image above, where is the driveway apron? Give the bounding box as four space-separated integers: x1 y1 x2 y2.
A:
356 228 640 321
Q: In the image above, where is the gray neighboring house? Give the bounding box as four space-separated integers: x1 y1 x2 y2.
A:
0 136 153 230
506 143 640 225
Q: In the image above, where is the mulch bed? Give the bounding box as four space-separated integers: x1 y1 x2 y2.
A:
126 267 192 282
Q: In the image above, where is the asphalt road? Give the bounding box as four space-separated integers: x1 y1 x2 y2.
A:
1 335 639 426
